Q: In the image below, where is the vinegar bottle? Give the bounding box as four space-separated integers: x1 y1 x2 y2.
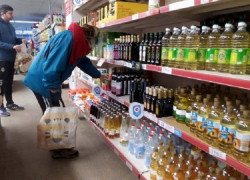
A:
217 23 234 73
229 22 249 74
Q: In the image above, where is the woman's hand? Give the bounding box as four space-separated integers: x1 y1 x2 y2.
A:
100 75 108 82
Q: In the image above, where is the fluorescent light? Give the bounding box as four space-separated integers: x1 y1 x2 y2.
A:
10 20 38 24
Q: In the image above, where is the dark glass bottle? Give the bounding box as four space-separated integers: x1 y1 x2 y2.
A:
146 88 152 112
123 72 128 96
114 38 119 60
156 89 163 118
146 33 154 64
111 70 117 94
128 35 133 61
151 32 158 64
167 89 173 116
155 32 163 65
135 35 140 62
139 33 145 62
129 80 135 103
151 88 158 114
142 33 149 63
120 36 124 60
144 87 149 111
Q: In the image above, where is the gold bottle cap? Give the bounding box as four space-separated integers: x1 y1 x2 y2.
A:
226 101 233 107
243 110 250 116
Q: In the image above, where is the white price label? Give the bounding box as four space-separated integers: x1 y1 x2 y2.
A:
126 161 133 171
165 124 174 133
152 114 158 123
127 63 132 68
209 147 226 160
101 23 105 28
132 13 139 20
142 64 146 69
114 149 119 156
169 0 194 11
201 0 209 4
97 58 106 67
159 120 165 128
162 67 172 74
116 60 123 65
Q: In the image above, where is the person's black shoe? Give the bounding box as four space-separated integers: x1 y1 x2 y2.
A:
6 104 24 111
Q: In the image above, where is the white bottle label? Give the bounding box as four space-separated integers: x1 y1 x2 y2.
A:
234 131 250 152
185 112 191 119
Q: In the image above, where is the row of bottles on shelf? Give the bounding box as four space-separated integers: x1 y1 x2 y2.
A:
89 99 248 179
173 84 250 163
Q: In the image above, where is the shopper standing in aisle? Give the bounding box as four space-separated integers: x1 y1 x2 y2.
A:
23 22 107 159
0 4 26 116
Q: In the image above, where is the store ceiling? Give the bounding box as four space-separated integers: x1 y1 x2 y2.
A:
1 0 64 21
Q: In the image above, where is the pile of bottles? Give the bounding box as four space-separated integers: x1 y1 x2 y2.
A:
90 99 128 138
173 84 250 163
149 141 249 180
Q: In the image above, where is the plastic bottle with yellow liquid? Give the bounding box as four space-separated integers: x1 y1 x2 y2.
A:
233 110 250 163
213 168 226 180
196 98 210 140
173 89 180 118
165 159 175 180
230 22 249 74
175 26 188 69
217 23 234 73
247 37 250 74
172 166 185 180
218 105 238 153
205 167 215 180
206 24 221 71
198 26 210 70
184 25 200 70
176 88 188 124
150 148 159 180
161 28 171 66
206 99 224 146
156 154 168 180
185 165 197 179
190 95 203 133
185 89 196 126
168 27 181 67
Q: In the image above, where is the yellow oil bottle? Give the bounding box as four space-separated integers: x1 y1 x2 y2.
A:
247 37 250 74
217 23 234 73
185 164 197 179
190 146 202 161
184 25 200 70
104 114 110 136
177 157 188 172
230 22 249 74
156 154 168 180
237 104 247 118
165 159 175 180
218 105 238 154
150 148 159 180
172 166 185 180
196 98 210 140
233 110 250 163
214 168 226 180
205 167 215 180
206 24 221 71
176 88 188 124
206 100 224 146
186 154 197 167
185 89 196 126
161 28 171 66
175 26 188 69
190 95 203 133
194 161 206 177
198 26 210 70
168 27 181 67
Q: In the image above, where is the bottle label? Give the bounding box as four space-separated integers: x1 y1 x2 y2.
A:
116 82 122 95
139 46 143 61
114 51 119 60
247 49 250 65
123 81 127 95
198 48 207 62
142 46 146 62
147 46 151 62
186 112 191 119
218 48 231 64
135 145 145 157
176 48 184 61
197 115 207 130
147 101 150 111
207 119 220 138
234 131 250 152
173 105 176 116
172 48 177 60
176 109 186 121
230 48 248 65
167 47 173 60
219 125 235 144
206 48 219 63
184 48 198 62
155 106 159 116
161 47 168 60
190 111 198 124
145 154 151 168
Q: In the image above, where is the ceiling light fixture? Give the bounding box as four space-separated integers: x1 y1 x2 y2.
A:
10 20 39 24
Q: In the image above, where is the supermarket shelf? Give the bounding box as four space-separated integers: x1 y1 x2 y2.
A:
75 0 109 15
96 0 250 30
143 111 250 176
70 98 149 179
106 91 130 107
89 57 250 90
87 56 99 61
78 77 94 88
34 24 51 37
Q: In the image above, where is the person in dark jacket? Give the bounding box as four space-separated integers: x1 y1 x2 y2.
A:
24 22 107 159
0 4 26 116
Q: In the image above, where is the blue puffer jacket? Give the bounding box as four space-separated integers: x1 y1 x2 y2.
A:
0 18 22 61
23 30 101 98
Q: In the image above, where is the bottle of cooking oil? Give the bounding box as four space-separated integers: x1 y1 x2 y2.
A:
237 104 247 118
247 38 250 74
104 114 110 136
185 89 196 126
233 110 250 163
172 166 185 180
150 148 159 180
206 100 223 146
206 24 221 71
177 157 188 172
194 161 206 177
196 98 210 140
205 167 215 180
161 28 171 66
198 26 210 70
198 153 209 171
173 89 180 118
190 95 203 133
175 26 188 69
190 145 202 161
185 165 197 179
184 25 200 70
176 88 188 124
213 168 226 180
165 159 175 179
156 154 168 180
218 105 238 153
217 23 234 73
230 22 249 74
186 154 196 167
168 27 181 67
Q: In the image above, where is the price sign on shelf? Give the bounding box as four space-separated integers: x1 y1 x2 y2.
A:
132 13 139 20
165 123 174 133
209 147 226 160
97 58 106 67
158 120 165 128
162 67 172 74
129 102 144 120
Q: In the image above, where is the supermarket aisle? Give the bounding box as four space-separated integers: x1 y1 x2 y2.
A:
0 75 137 180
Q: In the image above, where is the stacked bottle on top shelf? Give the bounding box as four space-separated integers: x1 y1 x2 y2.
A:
173 84 250 164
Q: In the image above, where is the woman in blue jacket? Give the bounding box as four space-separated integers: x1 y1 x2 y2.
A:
23 23 106 159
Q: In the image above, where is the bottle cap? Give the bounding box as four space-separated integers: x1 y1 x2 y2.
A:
173 27 180 31
147 125 151 128
190 25 197 29
141 122 145 126
225 23 233 28
151 128 156 132
131 123 135 127
159 131 164 135
182 26 188 30
149 133 153 137
137 127 141 130
165 28 170 32
238 22 247 27
202 25 209 30
213 24 221 29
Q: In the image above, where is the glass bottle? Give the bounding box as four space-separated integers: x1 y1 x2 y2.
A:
217 23 234 73
176 88 188 124
147 33 154 64
139 33 145 62
161 28 171 66
155 32 163 65
185 89 196 126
